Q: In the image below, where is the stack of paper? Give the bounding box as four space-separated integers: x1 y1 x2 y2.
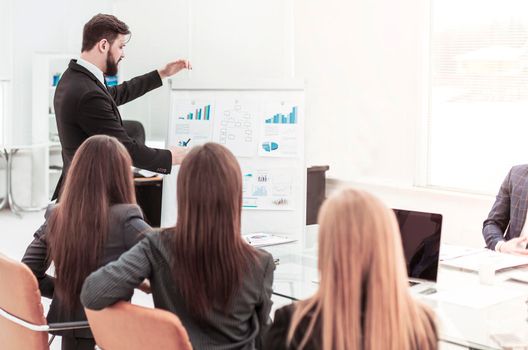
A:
441 249 528 272
506 267 528 284
428 284 527 308
243 233 296 247
440 244 486 261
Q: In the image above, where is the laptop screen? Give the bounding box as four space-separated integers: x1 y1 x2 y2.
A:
393 209 443 282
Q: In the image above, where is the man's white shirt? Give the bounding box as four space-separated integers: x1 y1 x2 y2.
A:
495 208 528 252
77 58 106 88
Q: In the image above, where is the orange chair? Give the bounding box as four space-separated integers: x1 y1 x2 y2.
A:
85 301 192 350
0 253 89 349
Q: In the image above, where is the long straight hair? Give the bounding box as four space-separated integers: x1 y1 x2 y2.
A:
288 188 437 350
48 135 136 312
167 142 256 319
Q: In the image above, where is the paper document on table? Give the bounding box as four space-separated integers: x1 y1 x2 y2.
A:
137 169 158 178
491 333 528 348
506 267 528 283
243 233 296 247
440 244 487 261
427 285 527 308
441 249 528 272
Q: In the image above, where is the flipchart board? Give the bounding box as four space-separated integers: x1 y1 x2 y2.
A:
161 80 305 242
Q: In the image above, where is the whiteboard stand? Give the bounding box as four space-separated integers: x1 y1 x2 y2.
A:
161 79 307 247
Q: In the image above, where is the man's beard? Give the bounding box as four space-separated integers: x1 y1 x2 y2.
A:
105 52 119 76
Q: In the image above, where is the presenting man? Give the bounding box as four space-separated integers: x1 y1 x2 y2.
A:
52 13 190 199
483 165 528 254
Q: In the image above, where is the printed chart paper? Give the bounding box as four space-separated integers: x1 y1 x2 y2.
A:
171 99 214 148
258 102 300 158
242 167 295 210
212 100 257 157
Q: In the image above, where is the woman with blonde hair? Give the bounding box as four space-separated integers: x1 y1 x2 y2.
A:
264 188 438 350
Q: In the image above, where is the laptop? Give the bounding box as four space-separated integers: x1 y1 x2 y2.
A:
393 208 443 293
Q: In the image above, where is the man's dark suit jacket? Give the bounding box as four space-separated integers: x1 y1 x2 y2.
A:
52 59 172 199
483 165 528 250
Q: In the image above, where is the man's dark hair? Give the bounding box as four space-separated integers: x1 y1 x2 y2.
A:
81 14 130 52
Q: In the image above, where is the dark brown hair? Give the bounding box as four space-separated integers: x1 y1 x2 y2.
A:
48 135 136 312
81 14 130 52
167 143 257 319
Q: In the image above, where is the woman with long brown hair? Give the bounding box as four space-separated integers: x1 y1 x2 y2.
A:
22 135 152 350
264 188 438 350
81 142 275 350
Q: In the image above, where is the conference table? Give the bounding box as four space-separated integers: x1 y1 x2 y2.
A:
264 242 528 350
127 232 528 349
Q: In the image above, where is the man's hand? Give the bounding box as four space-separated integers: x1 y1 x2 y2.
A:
158 59 192 79
498 237 528 255
169 145 188 165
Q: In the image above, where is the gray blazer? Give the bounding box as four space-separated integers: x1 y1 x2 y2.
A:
483 165 528 250
81 231 275 350
22 203 151 338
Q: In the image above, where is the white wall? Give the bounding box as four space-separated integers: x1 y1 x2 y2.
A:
327 179 495 248
10 0 113 145
293 0 496 248
112 0 429 185
0 0 12 80
4 0 295 205
2 0 500 247
113 0 429 186
295 0 429 185
0 0 13 149
112 0 294 140
4 1 112 206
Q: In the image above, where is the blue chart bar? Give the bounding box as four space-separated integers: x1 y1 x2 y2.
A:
265 106 298 124
205 105 210 120
181 104 211 121
289 106 297 124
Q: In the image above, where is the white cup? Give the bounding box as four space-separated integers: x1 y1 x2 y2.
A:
479 261 496 285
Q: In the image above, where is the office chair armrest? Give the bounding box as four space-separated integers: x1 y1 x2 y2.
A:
272 291 299 301
48 321 90 331
0 307 89 332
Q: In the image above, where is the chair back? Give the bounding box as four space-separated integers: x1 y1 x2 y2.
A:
0 253 48 349
85 301 192 350
122 120 146 145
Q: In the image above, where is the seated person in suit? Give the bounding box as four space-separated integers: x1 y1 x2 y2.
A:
264 188 438 350
483 165 528 254
81 143 275 350
22 135 151 350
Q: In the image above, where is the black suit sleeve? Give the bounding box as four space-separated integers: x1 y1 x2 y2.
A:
107 70 162 106
483 168 512 249
263 306 292 350
81 237 154 310
122 206 152 249
22 222 54 299
255 253 275 348
77 91 172 174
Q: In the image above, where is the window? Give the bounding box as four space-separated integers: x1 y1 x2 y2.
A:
428 0 528 194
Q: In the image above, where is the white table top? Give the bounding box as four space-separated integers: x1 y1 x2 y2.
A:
264 243 528 350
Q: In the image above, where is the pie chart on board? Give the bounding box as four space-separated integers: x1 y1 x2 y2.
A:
262 142 279 152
